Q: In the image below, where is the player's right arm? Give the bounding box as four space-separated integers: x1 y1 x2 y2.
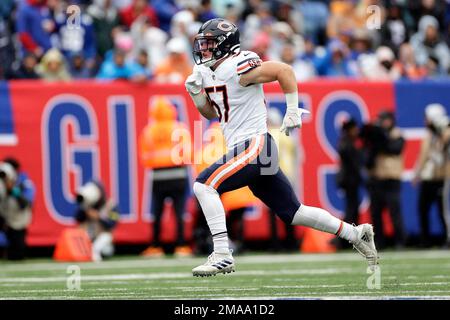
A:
185 69 218 120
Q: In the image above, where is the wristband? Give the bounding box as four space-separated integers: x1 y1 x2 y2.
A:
285 92 299 111
285 92 310 114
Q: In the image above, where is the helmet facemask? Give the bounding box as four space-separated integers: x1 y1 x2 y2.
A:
193 34 239 67
193 36 219 67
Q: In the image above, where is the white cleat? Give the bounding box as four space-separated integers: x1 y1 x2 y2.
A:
192 251 235 277
350 224 379 270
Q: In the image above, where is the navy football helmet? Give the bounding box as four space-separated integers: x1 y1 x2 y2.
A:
192 18 240 67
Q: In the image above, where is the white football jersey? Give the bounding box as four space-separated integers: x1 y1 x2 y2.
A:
196 50 268 148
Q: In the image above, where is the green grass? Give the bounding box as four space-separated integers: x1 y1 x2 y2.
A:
1 249 450 299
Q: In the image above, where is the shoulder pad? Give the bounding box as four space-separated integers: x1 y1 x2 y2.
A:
235 51 262 76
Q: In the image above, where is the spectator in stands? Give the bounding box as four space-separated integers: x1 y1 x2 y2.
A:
112 30 135 61
241 0 261 22
87 0 121 59
120 0 159 29
0 158 35 260
197 0 218 23
0 6 16 80
315 39 356 77
112 0 132 10
349 29 373 62
413 103 450 247
170 9 195 39
360 111 406 249
380 3 409 55
151 0 180 33
249 31 271 61
299 36 319 65
139 96 192 257
16 0 54 59
75 181 119 262
409 0 446 33
226 6 242 25
96 48 147 81
154 37 192 83
36 48 72 81
6 53 40 80
267 21 303 61
272 0 302 35
410 15 450 74
0 0 14 19
280 43 316 82
129 15 168 70
294 0 329 46
1 0 450 82
68 52 92 79
397 42 427 80
327 0 358 41
336 118 363 248
423 54 448 78
211 0 244 21
241 1 273 49
135 49 152 79
359 46 402 80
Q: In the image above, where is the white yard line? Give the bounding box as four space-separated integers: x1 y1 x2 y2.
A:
1 250 450 273
0 268 356 283
1 295 450 300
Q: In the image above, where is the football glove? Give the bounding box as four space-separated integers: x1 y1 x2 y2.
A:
280 109 301 136
280 92 310 136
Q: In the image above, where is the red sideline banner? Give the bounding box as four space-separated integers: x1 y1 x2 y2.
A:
0 80 412 246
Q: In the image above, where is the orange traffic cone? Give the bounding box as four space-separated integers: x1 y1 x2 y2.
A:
53 228 93 262
300 228 337 253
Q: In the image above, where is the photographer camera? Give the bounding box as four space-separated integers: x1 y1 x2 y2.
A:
360 111 406 249
75 181 119 262
0 158 35 260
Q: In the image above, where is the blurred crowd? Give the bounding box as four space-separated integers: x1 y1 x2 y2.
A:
1 0 450 82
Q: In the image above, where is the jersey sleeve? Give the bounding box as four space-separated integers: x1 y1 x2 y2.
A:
236 51 263 76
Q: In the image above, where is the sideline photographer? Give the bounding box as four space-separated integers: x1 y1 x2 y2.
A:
75 181 119 262
0 158 35 260
360 111 406 249
336 118 363 249
413 103 450 247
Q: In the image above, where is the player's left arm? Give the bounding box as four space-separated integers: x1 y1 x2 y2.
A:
239 61 309 136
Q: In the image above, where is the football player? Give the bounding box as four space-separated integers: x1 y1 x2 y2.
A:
185 18 378 277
